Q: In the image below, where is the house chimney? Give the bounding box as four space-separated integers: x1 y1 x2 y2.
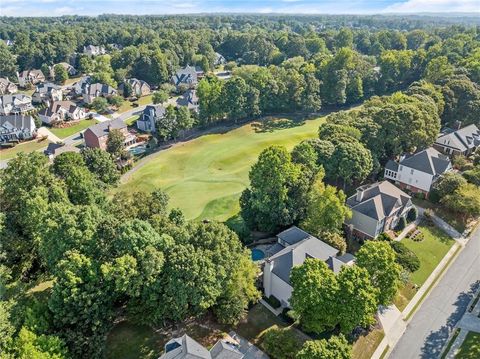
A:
356 187 365 202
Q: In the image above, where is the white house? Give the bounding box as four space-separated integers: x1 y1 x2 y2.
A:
83 45 106 56
345 181 413 239
0 78 18 95
38 101 86 124
433 124 480 157
73 76 91 96
0 115 36 143
384 147 452 196
0 94 34 116
32 83 63 105
263 226 355 308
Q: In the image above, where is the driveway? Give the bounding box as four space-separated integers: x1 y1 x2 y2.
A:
390 225 480 359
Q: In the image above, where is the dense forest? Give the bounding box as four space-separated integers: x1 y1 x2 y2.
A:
1 14 480 359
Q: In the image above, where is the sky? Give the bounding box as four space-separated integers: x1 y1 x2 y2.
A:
0 0 479 17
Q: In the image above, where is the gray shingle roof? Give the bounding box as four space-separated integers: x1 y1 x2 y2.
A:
346 181 411 221
268 230 343 284
85 118 126 138
385 160 399 172
160 335 212 359
0 114 35 131
276 226 311 246
435 124 480 152
400 147 450 175
210 341 243 359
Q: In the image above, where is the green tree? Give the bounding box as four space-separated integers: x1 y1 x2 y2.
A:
53 64 68 84
152 90 169 104
91 97 109 113
82 148 120 185
240 146 303 232
14 327 69 359
106 128 125 158
356 241 401 305
296 335 351 359
52 151 85 179
108 95 124 108
424 56 454 84
262 326 302 359
441 183 480 221
0 42 18 79
336 266 378 332
290 258 339 333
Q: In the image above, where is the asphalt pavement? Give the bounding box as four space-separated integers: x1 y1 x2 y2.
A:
390 225 480 359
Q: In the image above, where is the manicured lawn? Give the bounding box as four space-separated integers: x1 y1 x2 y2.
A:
125 115 140 126
352 329 385 359
0 138 50 160
117 116 326 221
50 119 99 139
105 322 166 359
117 95 153 113
456 331 480 358
394 223 455 310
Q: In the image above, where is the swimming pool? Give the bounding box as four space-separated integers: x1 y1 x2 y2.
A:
128 144 147 155
251 248 265 261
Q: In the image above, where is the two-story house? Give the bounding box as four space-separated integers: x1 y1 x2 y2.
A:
84 118 135 151
38 101 87 124
0 78 18 95
32 83 63 105
263 226 355 308
82 83 117 104
0 115 37 144
345 181 413 239
433 124 480 157
118 78 151 98
384 147 452 196
137 104 166 133
83 45 106 56
17 69 45 88
176 89 199 113
0 94 34 116
171 65 203 90
49 62 77 78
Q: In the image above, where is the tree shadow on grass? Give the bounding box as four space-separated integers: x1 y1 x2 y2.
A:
252 117 306 133
420 280 480 359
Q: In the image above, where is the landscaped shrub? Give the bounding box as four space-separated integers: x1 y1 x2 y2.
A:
261 326 302 359
395 217 407 231
264 295 281 309
414 192 425 200
412 231 424 242
376 232 392 241
407 207 418 223
390 241 420 272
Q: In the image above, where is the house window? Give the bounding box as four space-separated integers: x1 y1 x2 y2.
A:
399 165 403 171
410 169 414 175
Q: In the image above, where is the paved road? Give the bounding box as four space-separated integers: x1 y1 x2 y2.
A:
390 226 480 359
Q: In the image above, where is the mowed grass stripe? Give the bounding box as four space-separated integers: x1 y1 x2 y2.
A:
118 117 326 221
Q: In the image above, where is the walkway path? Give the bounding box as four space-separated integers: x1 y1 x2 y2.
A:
36 126 62 143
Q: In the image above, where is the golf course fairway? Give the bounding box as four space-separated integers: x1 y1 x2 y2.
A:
118 116 326 221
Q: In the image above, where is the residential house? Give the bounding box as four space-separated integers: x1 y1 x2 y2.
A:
214 52 226 66
32 83 63 105
49 62 77 78
119 78 151 97
0 94 34 116
84 118 135 150
83 45 106 56
17 69 45 88
384 147 452 196
433 124 480 157
82 83 117 104
137 104 166 133
73 76 91 96
171 65 202 90
38 101 86 124
0 115 36 143
345 181 413 240
176 89 199 112
1 39 14 47
44 143 80 160
0 78 18 95
160 334 244 359
263 226 355 308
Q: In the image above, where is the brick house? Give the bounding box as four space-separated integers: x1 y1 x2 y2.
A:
83 118 135 151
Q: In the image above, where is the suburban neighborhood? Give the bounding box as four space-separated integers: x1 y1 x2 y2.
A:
0 7 479 359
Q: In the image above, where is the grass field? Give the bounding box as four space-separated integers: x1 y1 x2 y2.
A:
456 331 480 358
352 329 385 359
117 116 326 221
125 115 140 126
0 138 50 160
394 223 455 310
50 119 99 138
117 95 153 113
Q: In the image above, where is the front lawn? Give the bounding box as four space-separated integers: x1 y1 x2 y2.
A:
0 138 50 160
456 331 480 359
117 95 153 113
50 119 99 139
352 329 385 359
394 223 455 310
125 115 140 126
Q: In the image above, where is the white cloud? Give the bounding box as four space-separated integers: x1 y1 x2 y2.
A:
384 0 480 13
53 6 75 15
